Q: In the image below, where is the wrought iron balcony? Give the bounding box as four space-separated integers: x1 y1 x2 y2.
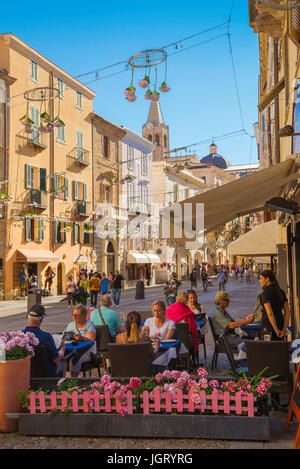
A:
75 200 90 217
67 147 90 170
27 189 47 210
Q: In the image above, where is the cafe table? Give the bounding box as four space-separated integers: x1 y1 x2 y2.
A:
52 334 97 374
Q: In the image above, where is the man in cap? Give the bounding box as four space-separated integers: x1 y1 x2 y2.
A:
209 292 255 350
23 304 65 377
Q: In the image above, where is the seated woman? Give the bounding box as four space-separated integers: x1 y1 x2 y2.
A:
65 305 96 377
188 290 208 334
116 311 159 356
166 291 199 362
142 300 176 340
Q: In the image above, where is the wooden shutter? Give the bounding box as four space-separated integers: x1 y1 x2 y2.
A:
64 177 69 200
74 222 79 244
25 164 32 189
290 7 300 46
25 218 32 241
38 218 44 242
39 168 47 192
73 180 78 200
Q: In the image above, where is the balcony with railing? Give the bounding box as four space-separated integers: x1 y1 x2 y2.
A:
248 0 284 37
75 200 91 217
67 147 90 171
16 129 47 157
26 189 47 210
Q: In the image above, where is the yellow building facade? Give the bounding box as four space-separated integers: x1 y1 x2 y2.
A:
0 33 96 298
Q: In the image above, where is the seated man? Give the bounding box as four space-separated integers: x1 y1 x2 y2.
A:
23 304 65 377
90 294 125 339
209 292 255 350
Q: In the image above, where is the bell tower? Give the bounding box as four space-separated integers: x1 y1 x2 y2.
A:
142 101 169 161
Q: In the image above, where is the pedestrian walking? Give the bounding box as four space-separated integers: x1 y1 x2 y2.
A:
45 266 55 294
77 272 90 306
89 272 101 307
19 264 29 297
218 271 225 291
201 270 208 292
66 275 77 308
100 272 110 296
164 272 181 306
112 270 124 306
190 268 198 291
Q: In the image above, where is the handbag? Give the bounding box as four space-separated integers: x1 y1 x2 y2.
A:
98 308 114 342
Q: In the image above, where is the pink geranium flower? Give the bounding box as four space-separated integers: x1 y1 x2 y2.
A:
129 377 141 389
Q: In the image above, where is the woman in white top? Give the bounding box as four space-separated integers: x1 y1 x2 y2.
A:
142 300 176 340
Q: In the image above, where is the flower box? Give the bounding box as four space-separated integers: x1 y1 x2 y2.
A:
11 370 272 439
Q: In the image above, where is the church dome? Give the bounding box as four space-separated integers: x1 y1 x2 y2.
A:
200 143 231 169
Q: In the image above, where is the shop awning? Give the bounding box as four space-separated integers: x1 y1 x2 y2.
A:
17 249 60 263
227 220 285 257
127 252 149 264
162 156 300 241
145 253 161 264
74 255 89 265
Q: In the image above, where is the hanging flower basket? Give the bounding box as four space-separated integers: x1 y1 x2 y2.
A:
149 90 160 102
125 85 136 103
40 112 51 123
163 166 169 173
138 76 150 88
52 117 65 128
159 81 171 93
144 89 153 100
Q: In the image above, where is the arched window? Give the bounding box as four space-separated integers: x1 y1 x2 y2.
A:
148 135 152 142
164 135 167 147
155 135 160 146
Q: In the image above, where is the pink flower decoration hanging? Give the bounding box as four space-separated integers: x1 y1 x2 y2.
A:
159 81 171 93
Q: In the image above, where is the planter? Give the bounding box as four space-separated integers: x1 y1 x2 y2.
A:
0 355 30 432
0 296 3 301
13 413 270 440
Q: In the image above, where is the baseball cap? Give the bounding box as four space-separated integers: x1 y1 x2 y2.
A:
28 304 47 317
215 292 232 302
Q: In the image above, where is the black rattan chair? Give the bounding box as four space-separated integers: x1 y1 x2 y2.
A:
107 342 153 377
208 316 227 371
219 332 248 374
30 345 48 378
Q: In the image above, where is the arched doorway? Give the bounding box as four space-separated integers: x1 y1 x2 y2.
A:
106 241 115 274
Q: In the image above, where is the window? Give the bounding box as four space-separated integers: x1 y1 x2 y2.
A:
148 135 152 142
54 221 66 244
57 78 64 99
164 135 168 147
37 218 45 242
155 135 160 146
128 145 134 170
39 168 47 192
141 152 147 175
76 91 82 109
25 164 34 189
103 136 109 158
30 60 38 83
83 224 90 245
73 180 87 201
76 131 83 161
56 122 65 143
293 79 300 153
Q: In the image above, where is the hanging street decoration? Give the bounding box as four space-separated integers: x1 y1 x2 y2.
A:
125 49 170 103
20 86 65 134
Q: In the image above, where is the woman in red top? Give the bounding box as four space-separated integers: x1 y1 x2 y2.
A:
166 291 199 361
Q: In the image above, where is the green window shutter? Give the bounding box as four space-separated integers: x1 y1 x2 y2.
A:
62 223 66 243
83 183 87 201
25 164 32 189
73 180 78 200
39 168 47 192
25 218 32 241
38 218 44 242
53 175 59 193
54 220 59 243
64 177 69 200
74 223 79 244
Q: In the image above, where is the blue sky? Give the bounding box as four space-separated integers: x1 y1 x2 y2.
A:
3 0 259 165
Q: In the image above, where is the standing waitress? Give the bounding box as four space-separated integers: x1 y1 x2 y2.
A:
258 270 291 340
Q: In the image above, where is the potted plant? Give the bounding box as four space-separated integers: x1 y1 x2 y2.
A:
0 331 39 432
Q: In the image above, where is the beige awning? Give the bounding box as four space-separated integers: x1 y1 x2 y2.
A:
17 249 60 263
162 156 300 241
227 220 285 257
127 252 149 264
146 253 161 264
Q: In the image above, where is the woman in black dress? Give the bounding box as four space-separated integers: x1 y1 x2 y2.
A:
258 270 290 340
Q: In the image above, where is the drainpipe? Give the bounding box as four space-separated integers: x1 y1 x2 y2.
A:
49 72 55 253
274 38 280 164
